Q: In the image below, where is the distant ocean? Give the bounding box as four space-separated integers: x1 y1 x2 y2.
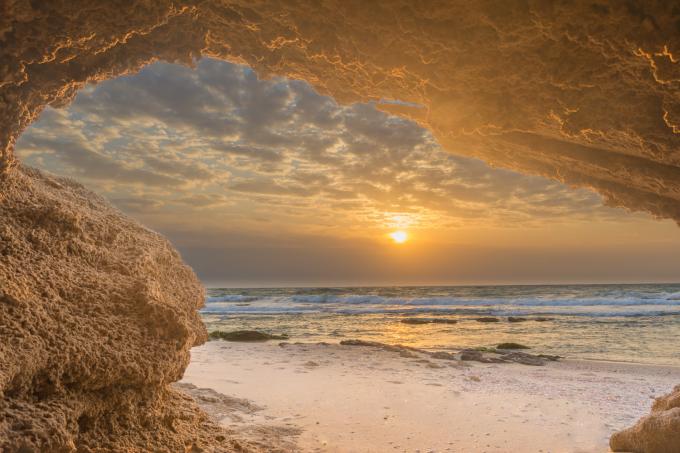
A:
201 284 680 366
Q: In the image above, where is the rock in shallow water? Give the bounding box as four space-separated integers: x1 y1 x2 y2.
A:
0 166 238 452
475 317 501 323
507 317 528 322
209 330 289 342
496 343 530 350
401 318 458 325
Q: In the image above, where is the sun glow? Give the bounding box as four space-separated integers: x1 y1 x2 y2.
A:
389 230 409 244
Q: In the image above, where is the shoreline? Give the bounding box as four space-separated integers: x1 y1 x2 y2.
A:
181 340 680 452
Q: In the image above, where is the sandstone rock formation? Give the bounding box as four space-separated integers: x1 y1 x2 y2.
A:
610 385 680 453
2 1 680 221
0 166 238 451
2 1 680 451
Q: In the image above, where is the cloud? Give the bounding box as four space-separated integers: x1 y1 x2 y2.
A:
18 126 181 187
16 58 623 232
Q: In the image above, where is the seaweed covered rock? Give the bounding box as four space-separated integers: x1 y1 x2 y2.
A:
497 343 530 350
610 385 680 453
209 330 289 342
0 166 237 452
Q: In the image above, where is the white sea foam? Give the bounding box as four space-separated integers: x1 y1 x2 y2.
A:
206 295 260 303
202 298 680 317
204 289 680 318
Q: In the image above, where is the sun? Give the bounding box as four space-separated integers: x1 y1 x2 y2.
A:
389 230 409 244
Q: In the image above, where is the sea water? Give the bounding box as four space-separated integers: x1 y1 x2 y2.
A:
201 284 680 366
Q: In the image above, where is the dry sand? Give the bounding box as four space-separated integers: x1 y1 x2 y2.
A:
181 341 680 452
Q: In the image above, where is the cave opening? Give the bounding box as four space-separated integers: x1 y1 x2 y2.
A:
14 57 680 287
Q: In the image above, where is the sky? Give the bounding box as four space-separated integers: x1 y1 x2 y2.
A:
15 58 680 287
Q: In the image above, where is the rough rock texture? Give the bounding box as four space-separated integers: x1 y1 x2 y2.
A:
2 1 680 221
0 166 241 452
2 1 680 450
610 385 680 453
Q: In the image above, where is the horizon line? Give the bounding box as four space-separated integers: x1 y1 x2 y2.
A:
202 280 680 289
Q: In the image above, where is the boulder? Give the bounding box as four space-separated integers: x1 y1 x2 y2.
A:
610 385 680 453
0 166 234 452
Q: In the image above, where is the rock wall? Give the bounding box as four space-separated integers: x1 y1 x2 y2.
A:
2 1 680 221
611 385 680 453
0 166 237 451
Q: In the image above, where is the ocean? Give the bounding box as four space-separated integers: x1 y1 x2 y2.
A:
201 284 680 366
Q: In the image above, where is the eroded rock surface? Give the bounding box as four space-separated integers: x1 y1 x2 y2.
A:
0 166 239 452
610 385 680 453
2 1 680 222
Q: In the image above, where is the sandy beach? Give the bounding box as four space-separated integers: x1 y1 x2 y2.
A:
180 340 680 452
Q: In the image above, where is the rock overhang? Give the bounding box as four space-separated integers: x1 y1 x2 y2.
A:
2 0 680 222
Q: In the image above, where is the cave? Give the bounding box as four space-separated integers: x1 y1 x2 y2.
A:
2 1 680 452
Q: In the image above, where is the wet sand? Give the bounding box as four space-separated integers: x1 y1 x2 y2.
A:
181 340 680 452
